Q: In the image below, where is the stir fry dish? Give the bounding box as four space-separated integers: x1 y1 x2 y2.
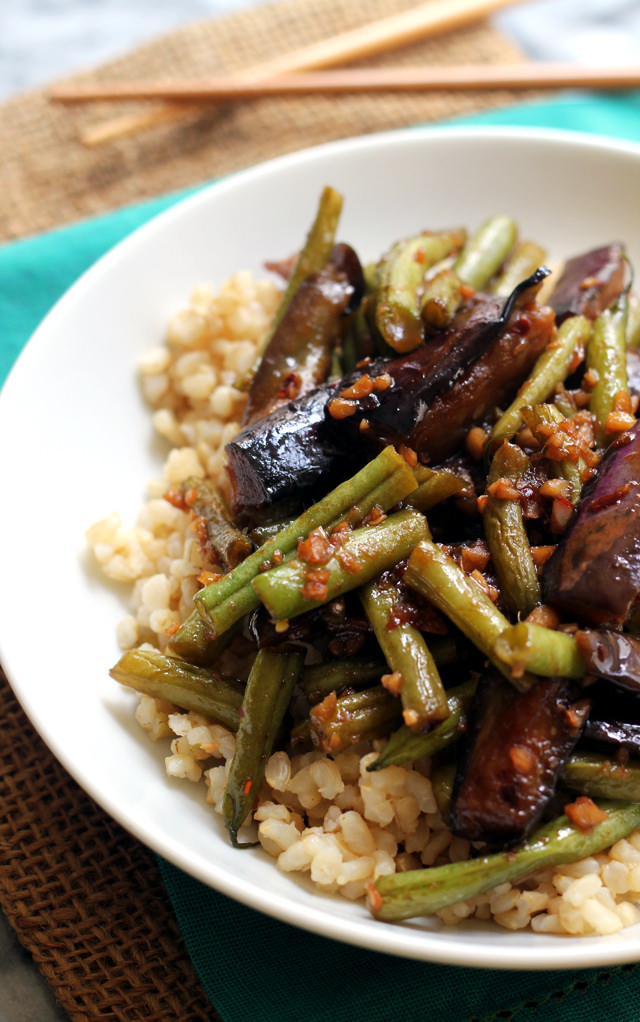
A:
93 186 640 935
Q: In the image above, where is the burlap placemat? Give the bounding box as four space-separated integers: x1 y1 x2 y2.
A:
0 2 527 1020
0 0 525 242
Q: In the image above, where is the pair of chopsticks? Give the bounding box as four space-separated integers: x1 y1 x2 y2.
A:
47 0 638 147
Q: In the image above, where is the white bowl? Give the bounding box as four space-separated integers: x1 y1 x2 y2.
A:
2 125 640 971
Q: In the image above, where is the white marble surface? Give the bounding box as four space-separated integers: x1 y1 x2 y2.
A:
1 0 640 101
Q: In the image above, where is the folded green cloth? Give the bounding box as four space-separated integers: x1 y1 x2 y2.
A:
3 95 640 1022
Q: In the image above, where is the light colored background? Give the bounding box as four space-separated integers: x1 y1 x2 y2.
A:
0 1 639 1020
1 0 640 100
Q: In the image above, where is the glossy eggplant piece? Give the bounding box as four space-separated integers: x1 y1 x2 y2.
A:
582 682 640 756
242 244 364 427
542 420 640 626
575 629 640 693
226 386 348 514
549 243 626 324
449 669 590 844
226 271 552 513
328 269 554 465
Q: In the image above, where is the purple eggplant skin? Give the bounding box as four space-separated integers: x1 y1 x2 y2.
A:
549 243 626 325
575 629 640 694
242 244 364 428
542 419 640 627
226 271 552 513
327 268 555 464
581 681 640 756
448 669 590 845
226 387 348 514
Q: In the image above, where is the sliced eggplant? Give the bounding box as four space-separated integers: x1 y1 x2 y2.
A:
543 420 640 626
575 629 640 693
449 669 590 844
242 244 364 427
549 243 626 324
226 271 554 513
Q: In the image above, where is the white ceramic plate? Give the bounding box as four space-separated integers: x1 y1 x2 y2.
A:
3 125 640 971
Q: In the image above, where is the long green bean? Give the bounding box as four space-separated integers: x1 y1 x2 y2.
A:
360 576 449 731
309 685 401 753
520 404 583 505
252 509 428 623
482 441 540 617
368 678 477 770
370 800 640 921
404 539 530 690
563 753 640 802
587 292 630 444
223 648 304 845
488 314 592 446
490 239 546 297
194 446 417 638
110 648 244 731
453 214 518 291
374 230 466 353
494 621 586 681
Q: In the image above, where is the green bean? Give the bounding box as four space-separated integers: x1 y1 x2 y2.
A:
370 800 640 921
167 611 240 667
404 540 529 690
490 240 547 297
563 752 640 802
252 509 428 624
301 656 385 703
482 441 540 617
360 576 449 731
420 268 469 330
309 685 401 753
374 230 466 353
494 621 586 681
431 761 456 818
406 465 466 512
180 476 252 570
520 404 583 504
587 292 630 444
194 446 417 638
223 648 304 845
368 678 477 770
453 214 518 291
488 314 592 446
239 186 343 387
109 648 244 731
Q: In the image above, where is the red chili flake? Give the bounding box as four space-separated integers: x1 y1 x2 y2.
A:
381 670 403 696
363 506 387 527
459 283 475 301
487 477 521 501
301 568 330 602
590 482 634 512
242 779 253 796
340 374 376 400
564 796 608 830
297 527 333 565
413 247 427 264
337 547 363 575
164 621 181 637
164 487 189 511
278 371 302 401
373 373 393 392
367 882 384 913
477 494 489 513
398 445 418 467
328 397 358 419
272 549 284 566
197 569 223 586
509 744 537 774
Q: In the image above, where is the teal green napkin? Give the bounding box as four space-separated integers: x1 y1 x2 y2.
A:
4 95 640 1022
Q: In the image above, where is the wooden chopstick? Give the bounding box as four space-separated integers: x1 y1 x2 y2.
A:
50 64 640 104
67 0 528 146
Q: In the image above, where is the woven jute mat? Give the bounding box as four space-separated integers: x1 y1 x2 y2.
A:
0 1 526 1019
0 0 526 242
